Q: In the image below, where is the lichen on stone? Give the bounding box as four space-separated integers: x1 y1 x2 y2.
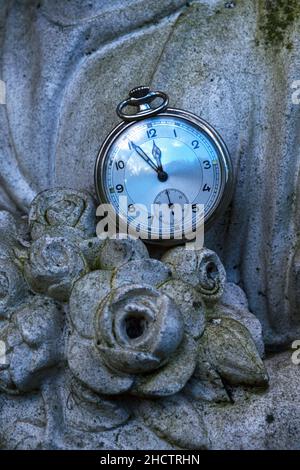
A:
258 0 300 48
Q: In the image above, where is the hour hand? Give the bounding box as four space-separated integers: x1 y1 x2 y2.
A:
152 140 163 170
130 141 158 172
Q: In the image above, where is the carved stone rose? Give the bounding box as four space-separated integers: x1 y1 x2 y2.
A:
0 256 28 320
0 296 64 394
24 235 89 301
28 188 97 241
162 247 226 303
1 0 300 448
68 283 198 397
0 188 271 449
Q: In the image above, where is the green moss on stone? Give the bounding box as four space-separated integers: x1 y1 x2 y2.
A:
258 0 300 48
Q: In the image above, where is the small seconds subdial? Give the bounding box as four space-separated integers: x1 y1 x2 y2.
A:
154 189 189 227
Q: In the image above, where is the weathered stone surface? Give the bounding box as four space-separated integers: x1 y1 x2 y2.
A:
65 377 131 433
133 394 208 450
158 279 206 339
0 195 275 449
1 0 299 450
67 281 200 399
69 270 113 338
112 258 172 288
0 296 64 393
201 352 300 450
1 0 299 346
132 334 197 397
1 351 299 450
96 284 184 375
67 331 134 395
98 238 149 270
218 282 265 357
0 256 29 320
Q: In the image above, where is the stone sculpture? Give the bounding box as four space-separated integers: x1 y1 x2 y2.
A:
1 0 300 347
1 0 300 450
0 187 270 449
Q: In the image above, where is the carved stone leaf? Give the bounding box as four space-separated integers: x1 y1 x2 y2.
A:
218 282 265 358
133 394 208 450
198 317 269 387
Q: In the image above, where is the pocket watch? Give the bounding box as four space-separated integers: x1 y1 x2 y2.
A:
94 86 233 244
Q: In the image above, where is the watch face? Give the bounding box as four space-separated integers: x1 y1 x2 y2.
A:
95 110 231 242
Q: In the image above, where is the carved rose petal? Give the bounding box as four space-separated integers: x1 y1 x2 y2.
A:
98 345 161 374
15 296 63 348
98 238 149 270
67 332 134 395
0 257 29 320
112 259 171 289
158 279 205 339
69 270 113 339
131 334 197 397
24 235 88 301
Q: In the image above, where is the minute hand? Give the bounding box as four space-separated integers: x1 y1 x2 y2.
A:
130 141 159 173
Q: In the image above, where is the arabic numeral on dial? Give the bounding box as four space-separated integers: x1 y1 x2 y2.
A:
202 183 211 192
192 140 200 149
192 204 199 213
203 160 212 169
115 160 125 170
128 204 135 213
147 128 157 139
116 184 124 193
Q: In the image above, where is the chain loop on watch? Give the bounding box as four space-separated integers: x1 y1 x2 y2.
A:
116 86 169 121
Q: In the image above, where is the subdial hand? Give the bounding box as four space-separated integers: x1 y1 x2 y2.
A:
165 189 172 208
165 189 174 215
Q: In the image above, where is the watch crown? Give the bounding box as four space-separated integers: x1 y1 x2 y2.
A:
129 86 150 99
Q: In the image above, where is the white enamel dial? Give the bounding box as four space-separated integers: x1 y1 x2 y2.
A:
97 112 230 241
